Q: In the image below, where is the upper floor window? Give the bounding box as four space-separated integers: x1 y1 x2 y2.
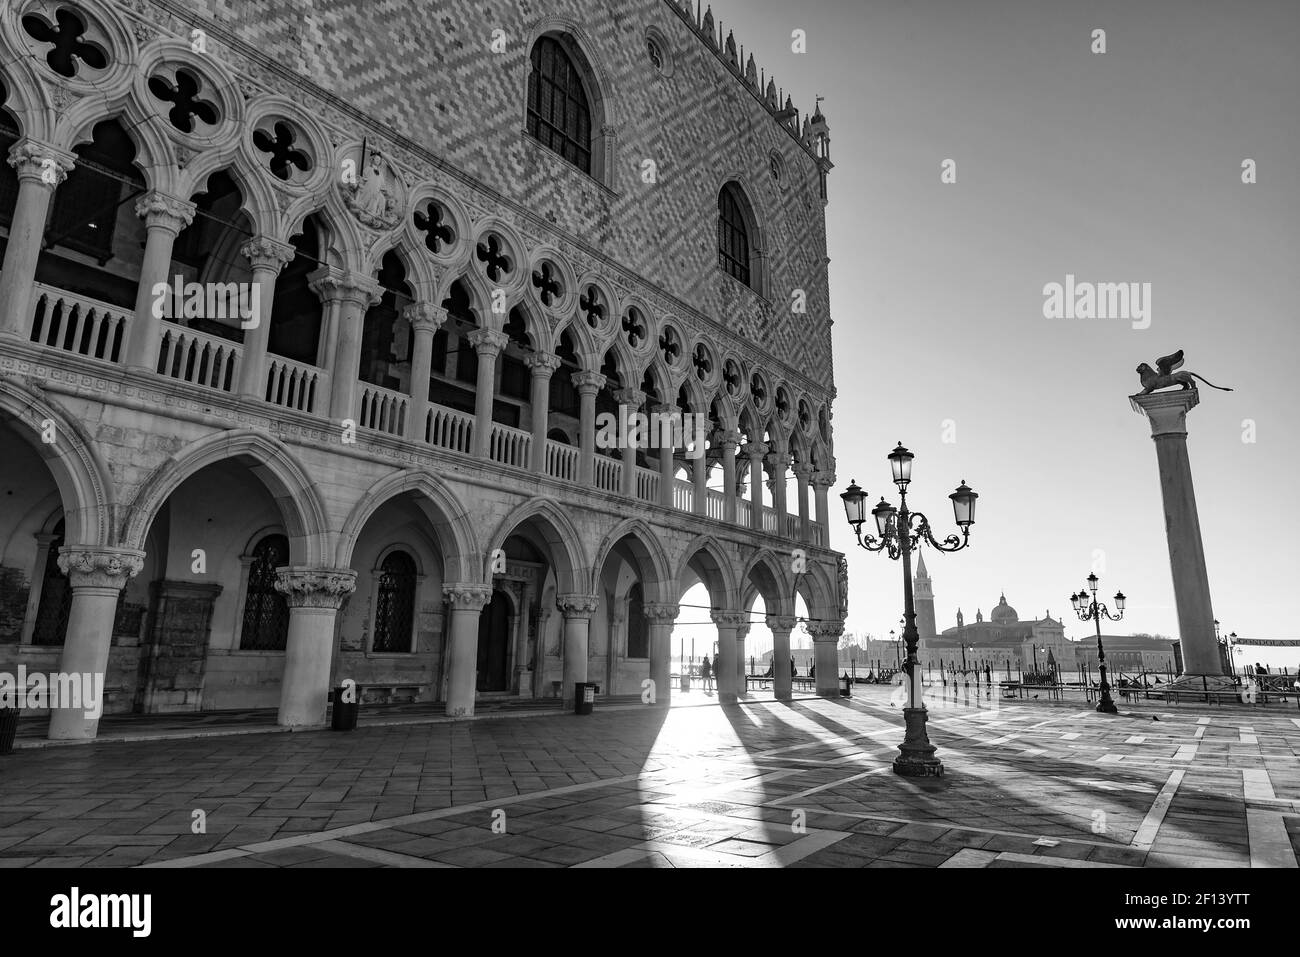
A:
527 36 592 175
718 183 752 287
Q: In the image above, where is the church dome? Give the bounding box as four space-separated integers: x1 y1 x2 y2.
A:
990 592 1018 623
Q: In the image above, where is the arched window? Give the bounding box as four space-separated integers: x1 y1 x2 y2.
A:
32 520 71 646
527 36 592 174
373 550 417 653
626 583 648 658
718 183 752 287
240 534 290 650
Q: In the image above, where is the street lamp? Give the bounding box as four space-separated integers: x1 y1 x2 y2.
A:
1070 572 1125 714
889 629 901 667
840 443 977 777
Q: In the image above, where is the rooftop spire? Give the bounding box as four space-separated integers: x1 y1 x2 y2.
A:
915 551 929 579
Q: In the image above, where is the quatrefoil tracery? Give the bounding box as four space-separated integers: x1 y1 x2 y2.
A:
22 8 108 79
413 201 455 254
148 69 220 133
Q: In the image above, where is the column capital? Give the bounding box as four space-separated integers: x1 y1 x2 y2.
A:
1129 388 1199 437
710 609 749 628
642 602 680 622
7 138 75 187
307 268 383 308
57 547 145 590
766 615 798 633
792 461 815 480
467 327 510 357
443 583 493 610
240 236 296 272
810 470 837 488
274 567 357 608
767 450 793 470
523 351 562 376
741 441 769 459
571 370 606 395
807 620 845 642
556 593 601 618
403 302 448 334
134 190 197 234
612 387 646 408
717 429 743 452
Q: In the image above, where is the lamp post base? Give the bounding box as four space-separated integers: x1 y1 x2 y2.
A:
893 707 944 777
1096 698 1118 714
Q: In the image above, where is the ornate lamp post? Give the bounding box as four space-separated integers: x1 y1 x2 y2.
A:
1070 573 1126 715
841 442 978 777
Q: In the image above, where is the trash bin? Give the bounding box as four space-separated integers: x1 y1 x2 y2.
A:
839 673 852 698
574 682 595 716
331 687 359 731
0 707 18 755
680 673 691 692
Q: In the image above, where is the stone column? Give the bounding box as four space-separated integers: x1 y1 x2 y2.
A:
743 442 769 532
275 568 356 727
572 371 605 485
613 388 645 499
19 532 58 645
793 462 813 543
811 470 836 544
236 237 296 399
719 430 741 523
643 602 679 706
442 584 492 716
1130 389 1222 676
468 328 509 459
47 547 145 740
124 191 197 371
404 303 447 441
710 610 746 703
525 352 562 473
769 448 792 536
0 140 75 339
557 594 599 709
809 621 845 698
692 445 709 516
736 620 751 691
769 614 797 701
312 270 383 420
653 404 677 508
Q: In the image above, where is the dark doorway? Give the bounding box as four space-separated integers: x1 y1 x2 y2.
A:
476 589 511 692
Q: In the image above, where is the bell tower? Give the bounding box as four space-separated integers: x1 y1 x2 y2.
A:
913 551 937 643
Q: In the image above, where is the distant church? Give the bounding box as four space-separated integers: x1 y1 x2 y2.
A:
913 556 1175 674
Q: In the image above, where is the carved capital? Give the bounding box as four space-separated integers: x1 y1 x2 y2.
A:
791 462 815 481
523 352 562 376
642 602 680 623
7 139 75 187
571 370 606 395
240 236 296 273
556 593 600 618
710 609 749 629
307 267 384 308
767 451 793 470
57 547 145 591
443 583 493 610
766 615 798 634
717 429 743 452
741 441 769 460
403 302 447 335
134 191 197 234
612 387 646 408
467 328 510 358
807 621 845 642
274 568 357 609
810 470 837 488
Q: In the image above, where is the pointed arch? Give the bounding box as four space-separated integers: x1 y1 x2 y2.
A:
485 496 589 593
589 517 673 603
123 429 328 565
740 548 792 615
674 534 738 611
335 468 479 583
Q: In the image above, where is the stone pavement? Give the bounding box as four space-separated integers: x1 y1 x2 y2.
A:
0 685 1297 868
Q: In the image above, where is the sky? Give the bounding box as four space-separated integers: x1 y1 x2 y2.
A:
688 0 1300 664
